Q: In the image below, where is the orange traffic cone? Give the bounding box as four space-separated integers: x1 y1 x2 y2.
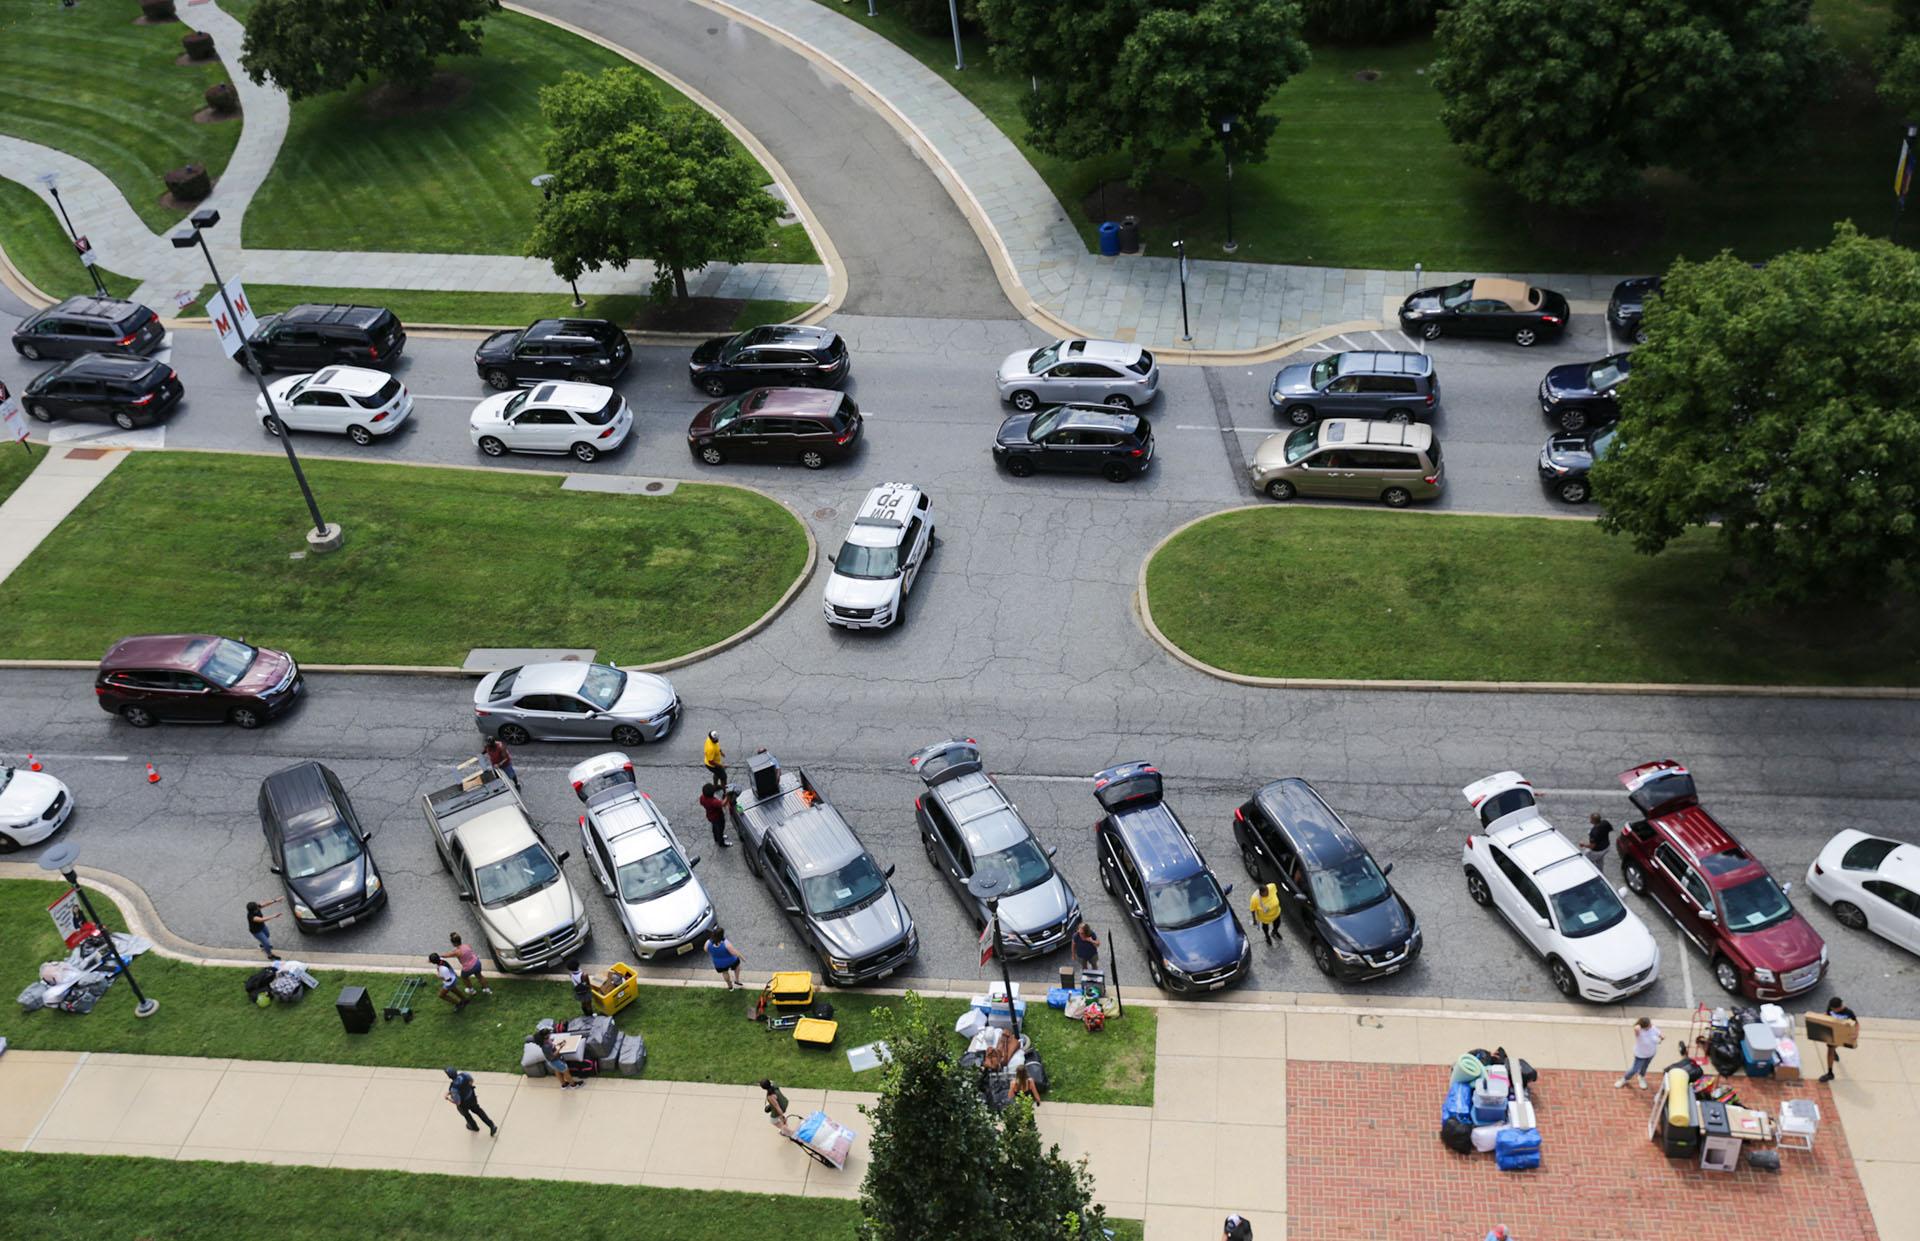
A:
27 754 42 772
146 762 161 784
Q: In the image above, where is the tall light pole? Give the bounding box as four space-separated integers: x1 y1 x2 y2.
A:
35 172 109 297
967 871 1021 1044
1172 239 1192 344
39 841 158 1019
531 175 587 308
948 0 964 70
169 209 339 552
1216 114 1238 254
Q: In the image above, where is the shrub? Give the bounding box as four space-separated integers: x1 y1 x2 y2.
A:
138 0 177 21
204 82 239 114
181 30 215 59
164 164 211 201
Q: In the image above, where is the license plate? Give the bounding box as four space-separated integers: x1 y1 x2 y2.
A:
1208 980 1227 991
336 915 355 929
879 967 897 979
676 942 693 955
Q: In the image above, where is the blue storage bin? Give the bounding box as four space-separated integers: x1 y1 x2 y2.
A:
1472 1100 1508 1125
1046 987 1074 1009
1495 1126 1541 1171
1741 1041 1775 1077
1443 1082 1473 1124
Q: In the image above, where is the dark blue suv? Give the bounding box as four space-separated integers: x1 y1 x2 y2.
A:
1093 761 1250 993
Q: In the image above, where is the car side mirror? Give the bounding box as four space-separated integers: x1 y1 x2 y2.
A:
689 855 702 868
1046 845 1057 858
1381 862 1393 876
268 864 282 875
782 903 801 916
1222 883 1233 898
826 552 836 564
1533 915 1550 929
1781 881 1793 895
458 892 475 903
360 832 373 844
884 863 896 878
1617 885 1630 899
556 851 571 866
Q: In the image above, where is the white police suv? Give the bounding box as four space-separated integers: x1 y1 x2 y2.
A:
823 482 934 629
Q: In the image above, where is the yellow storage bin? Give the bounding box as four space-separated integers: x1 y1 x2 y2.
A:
591 963 640 1017
793 1017 838 1047
766 971 816 1008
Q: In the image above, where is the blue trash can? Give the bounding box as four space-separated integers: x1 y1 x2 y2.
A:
1098 222 1120 256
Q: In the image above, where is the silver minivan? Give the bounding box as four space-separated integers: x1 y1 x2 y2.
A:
1249 419 1444 507
996 338 1159 411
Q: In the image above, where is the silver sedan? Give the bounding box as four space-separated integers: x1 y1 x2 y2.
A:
473 662 680 746
996 338 1160 412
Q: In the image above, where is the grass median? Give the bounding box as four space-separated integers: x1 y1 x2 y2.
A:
1144 507 1920 686
0 179 141 303
172 284 815 334
0 441 42 507
0 451 810 666
1 879 1156 1106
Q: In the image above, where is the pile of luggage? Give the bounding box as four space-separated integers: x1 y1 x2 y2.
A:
1439 1047 1541 1171
522 1013 647 1078
1704 1004 1800 1081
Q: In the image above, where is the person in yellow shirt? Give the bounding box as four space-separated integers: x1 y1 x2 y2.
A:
703 731 727 786
1250 882 1282 947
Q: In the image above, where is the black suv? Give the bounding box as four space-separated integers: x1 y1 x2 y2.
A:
687 324 849 396
12 296 163 361
242 304 406 374
1093 761 1250 993
1607 277 1660 345
475 319 631 389
259 761 386 931
994 404 1154 482
22 354 182 428
1231 778 1420 980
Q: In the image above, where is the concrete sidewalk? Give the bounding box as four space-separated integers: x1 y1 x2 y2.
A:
0 445 123 587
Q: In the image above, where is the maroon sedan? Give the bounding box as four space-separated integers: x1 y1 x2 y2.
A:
96 634 304 729
686 387 861 470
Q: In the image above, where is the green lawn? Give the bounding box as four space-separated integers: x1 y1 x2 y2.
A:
817 0 1905 270
174 284 816 332
0 452 810 665
244 8 816 265
0 878 1155 1106
0 0 240 233
0 439 42 505
0 179 141 301
1145 508 1920 685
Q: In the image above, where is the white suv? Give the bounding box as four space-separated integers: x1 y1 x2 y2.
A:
823 482 934 629
469 381 632 462
257 365 412 444
1460 771 1660 1002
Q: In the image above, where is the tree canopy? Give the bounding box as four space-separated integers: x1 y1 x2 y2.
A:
239 0 500 102
1432 0 1831 206
1876 0 1920 117
1593 224 1920 607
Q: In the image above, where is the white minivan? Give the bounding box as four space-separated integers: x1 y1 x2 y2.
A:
823 482 935 630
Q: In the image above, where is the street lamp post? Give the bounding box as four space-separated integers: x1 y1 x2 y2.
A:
1216 115 1238 253
948 0 964 70
531 175 587 308
39 841 158 1018
35 173 109 297
967 872 1021 1044
1172 239 1192 343
169 209 338 551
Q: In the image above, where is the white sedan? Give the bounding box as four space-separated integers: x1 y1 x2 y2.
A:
0 762 74 851
1806 830 1920 955
470 381 632 462
257 366 411 445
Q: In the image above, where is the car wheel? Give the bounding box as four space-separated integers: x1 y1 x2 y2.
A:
19 343 42 361
1284 403 1315 427
1557 478 1590 504
1548 957 1578 997
1464 867 1492 906
1381 487 1412 508
112 411 137 431
1147 957 1167 990
923 833 940 867
1389 410 1413 426
1010 389 1038 412
611 724 643 747
347 425 373 446
1240 841 1261 880
800 449 827 469
1557 408 1588 433
1005 456 1035 478
247 354 268 376
569 372 593 383
1713 957 1743 995
26 403 54 422
230 706 263 729
1100 861 1116 896
1421 322 1443 341
1832 900 1868 931
1102 461 1133 483
699 445 726 466
485 369 514 391
1623 860 1647 894
0 832 18 853
262 415 283 436
121 705 156 728
1514 328 1539 347
701 375 728 397
1264 479 1295 502
497 723 532 746
1311 939 1336 977
477 436 506 458
572 442 599 463
1104 394 1134 411
1633 326 1648 345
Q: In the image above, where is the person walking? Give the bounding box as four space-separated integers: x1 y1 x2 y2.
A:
483 736 519 790
761 1078 790 1130
431 952 473 1011
707 927 744 990
533 1028 582 1088
1009 1062 1042 1109
246 897 282 960
1071 922 1100 973
1583 812 1614 861
1616 1016 1662 1089
699 783 731 848
703 731 728 787
1819 995 1859 1082
1222 1213 1253 1241
443 1067 497 1135
1484 1228 1511 1241
449 932 492 996
1249 882 1283 947
566 959 593 1017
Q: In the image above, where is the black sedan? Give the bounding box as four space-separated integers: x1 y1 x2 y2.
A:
1538 352 1630 432
1537 424 1616 504
21 353 182 429
1397 277 1570 347
1607 277 1661 344
686 324 849 397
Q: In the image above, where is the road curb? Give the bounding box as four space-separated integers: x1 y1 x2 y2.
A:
1134 506 1920 700
0 232 56 308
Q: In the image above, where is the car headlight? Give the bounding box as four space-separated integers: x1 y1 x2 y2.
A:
1332 946 1363 964
292 902 315 920
1410 926 1423 946
365 874 382 894
828 957 850 972
1161 956 1187 977
1574 961 1606 980
1752 966 1777 983
1819 946 1828 966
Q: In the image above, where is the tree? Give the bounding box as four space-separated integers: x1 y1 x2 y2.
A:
1592 224 1920 607
1876 0 1920 116
239 0 499 103
526 68 779 301
977 0 1309 179
1432 0 1831 207
995 1098 1109 1241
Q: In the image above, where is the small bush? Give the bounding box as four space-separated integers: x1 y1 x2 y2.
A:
138 0 177 21
181 30 215 59
205 82 239 114
164 163 211 200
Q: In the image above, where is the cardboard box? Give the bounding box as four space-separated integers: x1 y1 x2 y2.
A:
1774 1062 1802 1082
1805 1013 1859 1048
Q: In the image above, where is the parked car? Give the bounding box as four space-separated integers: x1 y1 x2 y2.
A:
996 338 1159 412
1538 353 1630 432
21 354 182 429
1398 277 1570 346
474 318 630 390
96 634 304 729
240 303 405 374
1616 760 1827 1000
687 387 862 469
1093 761 1249 992
258 762 385 931
1269 350 1437 426
687 324 849 397
1806 830 1920 956
473 661 679 746
1249 419 1443 506
823 482 934 629
257 365 411 444
1537 424 1615 505
0 761 73 852
1460 771 1660 1002
469 381 631 461
1231 778 1420 980
993 404 1154 482
910 739 1079 958
570 752 716 961
12 295 163 361
1607 276 1661 345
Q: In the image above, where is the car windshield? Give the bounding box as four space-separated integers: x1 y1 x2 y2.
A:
578 665 626 710
616 847 693 903
708 393 755 432
501 390 530 417
973 837 1053 897
1549 876 1628 938
1028 343 1062 373
800 854 889 916
488 668 520 702
1027 408 1063 439
1440 280 1473 308
0 768 11 794
474 843 560 908
198 638 258 687
285 377 312 400
1307 855 1391 915
1149 873 1228 930
1591 427 1618 460
1719 875 1794 932
1283 425 1319 464
720 332 753 362
1309 357 1337 388
835 541 900 580
1587 358 1629 391
285 823 362 879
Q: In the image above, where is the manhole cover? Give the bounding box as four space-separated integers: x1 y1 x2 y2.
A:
812 507 836 520
644 481 664 493
1354 69 1381 82
707 26 718 34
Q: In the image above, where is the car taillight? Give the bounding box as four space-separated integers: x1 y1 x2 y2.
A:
94 686 106 696
1233 807 1245 822
599 426 616 439
118 333 137 346
372 412 388 422
623 762 633 774
475 709 490 717
1542 315 1562 325
579 814 587 827
914 797 922 812
1466 837 1474 849
1425 393 1435 407
369 346 379 358
1424 474 1439 485
571 780 583 793
1812 862 1823 875
130 393 152 406
1128 448 1144 457
836 430 853 445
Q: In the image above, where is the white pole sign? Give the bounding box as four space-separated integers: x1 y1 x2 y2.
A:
0 386 26 444
204 277 259 359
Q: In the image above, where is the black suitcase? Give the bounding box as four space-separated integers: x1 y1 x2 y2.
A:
244 967 277 1002
1441 1116 1474 1154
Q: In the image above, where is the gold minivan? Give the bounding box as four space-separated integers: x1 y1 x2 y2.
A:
1249 418 1444 507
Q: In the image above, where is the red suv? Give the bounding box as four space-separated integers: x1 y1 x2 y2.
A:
96 634 304 729
1616 760 1826 1000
